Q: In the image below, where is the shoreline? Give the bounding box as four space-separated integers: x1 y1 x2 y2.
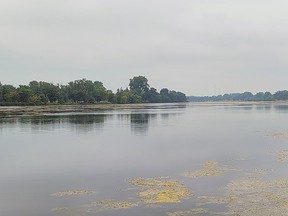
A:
0 101 288 117
189 101 288 105
0 103 187 117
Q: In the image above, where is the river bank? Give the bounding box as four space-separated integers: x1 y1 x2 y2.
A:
0 101 287 117
0 103 188 117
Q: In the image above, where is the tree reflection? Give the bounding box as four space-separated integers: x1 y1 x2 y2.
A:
130 113 157 135
0 114 108 132
0 111 184 134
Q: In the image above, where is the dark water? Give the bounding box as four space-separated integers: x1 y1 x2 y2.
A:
1 103 288 216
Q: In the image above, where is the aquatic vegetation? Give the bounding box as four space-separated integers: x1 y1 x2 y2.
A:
130 177 180 187
138 187 190 203
269 132 288 139
192 176 288 216
273 178 288 188
226 178 268 195
51 207 68 212
203 161 218 169
50 200 139 215
182 169 225 178
258 129 288 140
277 150 288 162
182 160 229 178
83 199 139 210
167 208 208 216
130 177 190 204
51 189 96 197
49 161 288 215
253 168 275 176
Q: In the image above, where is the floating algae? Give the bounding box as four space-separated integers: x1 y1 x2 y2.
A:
182 160 228 178
51 207 68 212
130 177 190 204
258 129 288 139
226 178 268 195
50 206 84 216
268 132 288 139
273 178 288 188
51 189 96 197
50 177 190 214
167 208 208 216
192 176 288 216
203 161 218 169
277 150 288 162
83 199 139 210
182 169 225 178
253 168 275 176
138 187 190 203
130 177 180 187
51 200 138 215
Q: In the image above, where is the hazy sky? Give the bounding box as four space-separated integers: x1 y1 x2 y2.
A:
1 0 288 95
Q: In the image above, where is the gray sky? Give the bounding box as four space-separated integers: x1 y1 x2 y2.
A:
1 0 288 95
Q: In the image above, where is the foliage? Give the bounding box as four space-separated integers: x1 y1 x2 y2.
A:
129 76 150 100
188 90 288 102
0 76 187 105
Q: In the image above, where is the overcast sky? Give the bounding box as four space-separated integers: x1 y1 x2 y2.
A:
0 0 288 95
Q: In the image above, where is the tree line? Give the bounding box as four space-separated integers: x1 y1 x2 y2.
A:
188 91 288 102
0 76 187 105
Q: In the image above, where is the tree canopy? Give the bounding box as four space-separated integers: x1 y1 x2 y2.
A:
0 76 187 105
188 90 288 102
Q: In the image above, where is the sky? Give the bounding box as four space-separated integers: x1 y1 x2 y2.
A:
0 0 288 96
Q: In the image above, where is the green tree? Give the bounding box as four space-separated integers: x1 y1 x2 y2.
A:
17 85 33 103
160 88 171 102
1 84 17 102
39 82 60 103
93 81 108 102
146 88 160 103
129 76 150 99
0 82 2 102
274 90 288 100
66 79 108 103
264 92 273 101
115 88 141 104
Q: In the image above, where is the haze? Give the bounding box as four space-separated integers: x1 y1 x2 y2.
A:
1 0 288 95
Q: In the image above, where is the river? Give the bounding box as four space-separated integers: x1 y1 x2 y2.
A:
1 103 288 216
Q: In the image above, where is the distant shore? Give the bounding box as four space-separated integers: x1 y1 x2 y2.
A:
189 101 288 105
0 101 287 117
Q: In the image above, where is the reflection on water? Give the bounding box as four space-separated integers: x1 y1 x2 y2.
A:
217 103 288 112
0 110 183 135
130 113 158 135
0 114 109 132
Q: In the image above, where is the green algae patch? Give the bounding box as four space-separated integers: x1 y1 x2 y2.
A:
269 132 288 139
182 169 225 178
258 129 288 139
83 199 139 210
51 189 96 197
167 208 208 216
130 177 190 204
277 150 288 162
226 178 268 195
51 207 68 212
203 161 218 169
130 177 180 187
193 176 288 216
253 168 275 176
139 187 190 203
181 160 232 178
50 200 139 215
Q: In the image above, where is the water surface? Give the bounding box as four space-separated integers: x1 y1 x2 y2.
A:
1 103 288 216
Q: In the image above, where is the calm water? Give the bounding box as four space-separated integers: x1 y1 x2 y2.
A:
1 103 288 216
